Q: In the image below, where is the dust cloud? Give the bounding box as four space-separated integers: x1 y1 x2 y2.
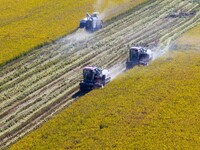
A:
109 62 126 80
94 0 104 11
153 38 173 60
60 29 90 44
94 0 128 20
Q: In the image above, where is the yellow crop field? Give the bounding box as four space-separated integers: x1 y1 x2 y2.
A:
9 50 200 149
9 18 200 148
176 24 200 47
0 0 147 65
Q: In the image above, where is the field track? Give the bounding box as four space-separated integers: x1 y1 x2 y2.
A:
0 0 200 148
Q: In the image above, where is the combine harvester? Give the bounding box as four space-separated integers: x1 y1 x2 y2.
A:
126 46 153 69
79 66 111 91
79 12 103 32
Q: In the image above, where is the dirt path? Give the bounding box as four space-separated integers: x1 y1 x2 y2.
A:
0 0 200 148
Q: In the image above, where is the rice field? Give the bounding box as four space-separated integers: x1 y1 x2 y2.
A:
1 0 200 149
8 49 200 149
176 24 200 49
0 0 146 65
7 1 200 149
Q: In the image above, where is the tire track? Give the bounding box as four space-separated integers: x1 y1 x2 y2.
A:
0 0 183 102
0 0 167 90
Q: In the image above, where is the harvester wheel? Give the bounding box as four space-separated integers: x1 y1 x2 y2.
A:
102 75 106 86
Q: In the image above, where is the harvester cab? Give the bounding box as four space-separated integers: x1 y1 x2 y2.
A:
126 47 153 69
79 12 103 32
79 66 111 91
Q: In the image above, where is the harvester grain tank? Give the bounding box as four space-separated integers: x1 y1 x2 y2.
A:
79 12 103 32
126 47 153 69
79 66 111 91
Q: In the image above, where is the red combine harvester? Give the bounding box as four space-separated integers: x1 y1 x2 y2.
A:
79 66 111 91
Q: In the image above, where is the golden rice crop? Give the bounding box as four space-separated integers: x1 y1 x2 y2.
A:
8 23 200 149
176 24 200 46
9 49 200 149
0 0 146 65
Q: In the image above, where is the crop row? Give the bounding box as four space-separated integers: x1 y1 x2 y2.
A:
0 0 182 97
0 0 195 131
1 0 198 138
0 0 172 109
0 0 180 120
0 0 163 84
0 0 200 148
